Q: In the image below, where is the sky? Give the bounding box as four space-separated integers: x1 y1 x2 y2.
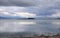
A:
0 0 60 18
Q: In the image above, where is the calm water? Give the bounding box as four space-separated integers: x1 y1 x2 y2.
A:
0 19 60 34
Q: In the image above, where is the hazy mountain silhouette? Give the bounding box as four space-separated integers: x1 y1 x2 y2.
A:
0 16 60 20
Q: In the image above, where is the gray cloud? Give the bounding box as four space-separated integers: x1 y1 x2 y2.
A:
0 0 60 7
0 0 39 7
0 0 60 17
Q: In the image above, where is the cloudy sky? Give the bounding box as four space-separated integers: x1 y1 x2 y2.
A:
0 0 60 18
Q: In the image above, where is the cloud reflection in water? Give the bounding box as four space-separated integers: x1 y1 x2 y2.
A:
0 20 36 32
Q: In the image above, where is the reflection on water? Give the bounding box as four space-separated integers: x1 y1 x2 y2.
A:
0 19 60 34
52 21 60 29
52 21 60 25
15 22 36 25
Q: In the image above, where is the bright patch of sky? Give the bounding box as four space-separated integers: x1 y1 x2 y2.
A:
0 6 36 18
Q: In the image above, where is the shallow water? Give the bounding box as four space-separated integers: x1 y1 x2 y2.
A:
0 19 60 34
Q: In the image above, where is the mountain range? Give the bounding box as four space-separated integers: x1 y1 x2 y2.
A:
0 16 60 20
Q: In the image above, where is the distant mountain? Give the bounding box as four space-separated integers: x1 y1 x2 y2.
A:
0 16 60 20
0 16 7 19
37 17 60 20
0 16 35 19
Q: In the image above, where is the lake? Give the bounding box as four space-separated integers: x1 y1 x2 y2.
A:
0 19 60 35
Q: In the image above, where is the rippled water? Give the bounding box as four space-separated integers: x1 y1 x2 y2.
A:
0 19 60 34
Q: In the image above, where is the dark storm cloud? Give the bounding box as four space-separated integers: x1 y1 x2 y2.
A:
0 0 39 7
0 0 13 6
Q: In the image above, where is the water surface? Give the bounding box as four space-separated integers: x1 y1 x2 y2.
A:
0 19 60 34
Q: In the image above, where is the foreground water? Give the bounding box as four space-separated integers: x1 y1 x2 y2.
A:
0 19 60 35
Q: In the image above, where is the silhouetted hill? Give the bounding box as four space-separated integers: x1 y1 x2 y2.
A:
0 16 60 20
0 16 6 19
0 16 35 19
